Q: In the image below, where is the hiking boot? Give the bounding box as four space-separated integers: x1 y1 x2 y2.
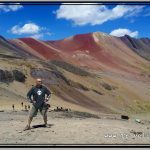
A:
23 125 30 131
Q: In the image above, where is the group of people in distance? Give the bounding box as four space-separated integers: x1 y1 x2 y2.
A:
12 102 30 112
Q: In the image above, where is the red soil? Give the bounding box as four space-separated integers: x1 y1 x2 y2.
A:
10 32 148 76
18 38 62 60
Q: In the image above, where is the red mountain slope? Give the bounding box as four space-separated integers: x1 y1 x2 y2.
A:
9 32 150 76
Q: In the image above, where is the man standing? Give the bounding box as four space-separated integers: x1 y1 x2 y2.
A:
12 104 15 112
21 102 23 110
24 78 51 131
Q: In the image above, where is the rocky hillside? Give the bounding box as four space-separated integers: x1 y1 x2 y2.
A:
120 35 150 61
10 32 150 77
0 32 150 114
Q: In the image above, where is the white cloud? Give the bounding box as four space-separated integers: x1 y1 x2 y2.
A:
112 5 144 18
10 23 52 39
0 3 23 12
30 32 53 39
110 28 138 37
30 33 44 39
10 23 41 35
55 4 145 26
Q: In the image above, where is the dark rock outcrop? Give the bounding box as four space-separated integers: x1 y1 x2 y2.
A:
30 68 70 85
12 70 26 82
30 68 90 91
0 70 14 83
0 69 26 83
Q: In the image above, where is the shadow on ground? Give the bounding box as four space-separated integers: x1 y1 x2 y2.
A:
32 124 54 129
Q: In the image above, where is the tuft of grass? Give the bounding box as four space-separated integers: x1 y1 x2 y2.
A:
69 80 89 91
92 89 103 95
101 82 117 91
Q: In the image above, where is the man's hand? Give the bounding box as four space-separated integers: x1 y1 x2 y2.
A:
32 100 36 104
44 97 49 103
44 99 48 103
44 99 50 108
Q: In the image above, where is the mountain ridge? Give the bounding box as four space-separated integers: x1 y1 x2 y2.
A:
0 32 150 114
2 31 148 77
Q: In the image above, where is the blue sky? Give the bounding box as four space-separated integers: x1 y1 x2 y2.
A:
0 3 150 40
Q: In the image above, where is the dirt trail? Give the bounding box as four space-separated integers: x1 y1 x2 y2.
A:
0 110 150 145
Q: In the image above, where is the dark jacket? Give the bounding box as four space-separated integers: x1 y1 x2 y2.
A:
27 85 51 108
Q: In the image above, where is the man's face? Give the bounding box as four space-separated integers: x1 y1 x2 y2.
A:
36 80 42 87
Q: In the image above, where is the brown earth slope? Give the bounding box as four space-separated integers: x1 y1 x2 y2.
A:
0 32 149 115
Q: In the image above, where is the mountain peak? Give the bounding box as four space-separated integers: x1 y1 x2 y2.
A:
93 31 111 37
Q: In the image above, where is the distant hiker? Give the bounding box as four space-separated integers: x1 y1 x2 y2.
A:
24 78 51 131
25 105 27 111
12 104 15 112
21 102 23 110
28 105 30 110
